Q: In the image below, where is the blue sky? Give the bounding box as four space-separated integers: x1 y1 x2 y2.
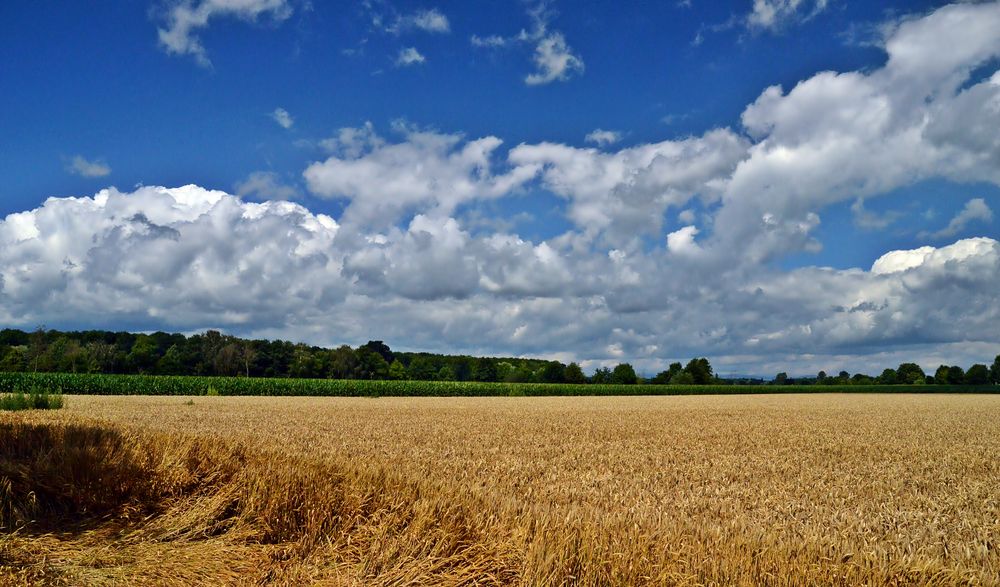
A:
1 0 999 375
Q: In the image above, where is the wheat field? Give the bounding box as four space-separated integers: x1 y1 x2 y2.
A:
2 394 998 585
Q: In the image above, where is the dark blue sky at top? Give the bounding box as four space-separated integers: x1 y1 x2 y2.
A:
1 0 994 271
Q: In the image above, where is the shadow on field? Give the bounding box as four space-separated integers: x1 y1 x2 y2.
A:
0 419 519 585
0 421 169 534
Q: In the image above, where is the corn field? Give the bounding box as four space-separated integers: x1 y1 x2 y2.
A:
0 371 995 396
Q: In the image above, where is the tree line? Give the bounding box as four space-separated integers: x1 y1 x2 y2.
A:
0 328 640 384
0 328 997 386
770 360 1000 386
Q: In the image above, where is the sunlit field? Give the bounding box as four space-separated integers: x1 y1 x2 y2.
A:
3 394 999 585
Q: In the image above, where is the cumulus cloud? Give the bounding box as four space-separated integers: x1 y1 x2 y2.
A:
666 225 701 256
271 107 294 129
711 1 1000 263
922 198 993 239
157 0 293 67
67 156 111 178
2 185 999 375
509 128 749 241
395 47 426 66
0 185 342 331
8 2 1000 375
584 129 622 146
303 123 537 228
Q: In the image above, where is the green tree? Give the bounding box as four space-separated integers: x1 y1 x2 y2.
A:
540 361 566 383
215 342 243 376
816 370 827 383
85 341 118 373
670 371 695 384
990 355 1000 385
896 363 926 385
495 361 515 382
437 364 456 381
127 334 160 374
933 365 950 385
452 358 474 382
590 367 612 384
652 362 682 384
877 368 898 385
684 358 714 384
26 327 48 372
406 356 437 380
773 372 788 385
157 344 186 375
473 358 499 382
355 347 389 380
239 343 257 377
564 362 586 384
947 365 965 385
45 337 85 373
329 345 358 379
0 346 27 372
611 363 638 384
504 365 533 383
965 364 990 385
362 340 394 364
388 359 408 380
198 330 226 375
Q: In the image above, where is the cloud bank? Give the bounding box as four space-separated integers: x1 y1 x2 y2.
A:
7 2 1000 375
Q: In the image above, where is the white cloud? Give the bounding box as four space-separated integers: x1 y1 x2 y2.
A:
470 34 508 48
395 47 426 66
397 8 450 34
376 7 450 35
525 32 584 85
470 3 584 85
850 198 901 230
318 121 385 158
271 107 294 129
235 171 301 200
710 1 1000 263
509 128 749 241
67 156 111 178
303 124 537 228
157 0 292 67
9 2 1000 375
871 245 936 275
0 185 342 331
2 185 999 375
922 198 993 239
748 0 829 31
584 129 622 146
666 225 701 256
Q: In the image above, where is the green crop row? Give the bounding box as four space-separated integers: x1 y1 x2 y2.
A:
0 387 65 411
0 372 996 397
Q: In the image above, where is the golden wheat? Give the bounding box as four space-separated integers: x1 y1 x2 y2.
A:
2 394 998 585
